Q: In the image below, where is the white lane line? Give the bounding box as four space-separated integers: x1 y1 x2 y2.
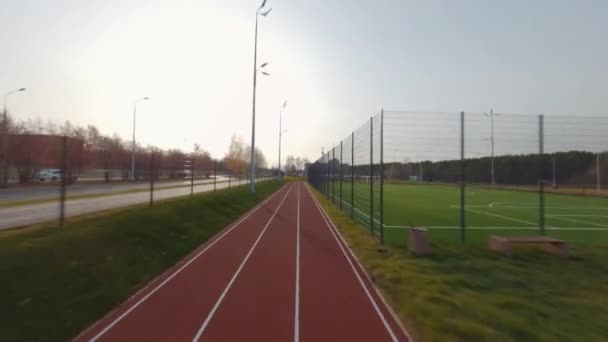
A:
192 184 294 342
303 186 399 342
86 184 288 342
294 183 301 342
306 185 413 342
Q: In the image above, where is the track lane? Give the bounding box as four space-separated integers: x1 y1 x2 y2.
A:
300 183 411 341
194 183 300 341
76 184 292 342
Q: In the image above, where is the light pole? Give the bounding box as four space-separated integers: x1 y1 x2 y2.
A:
131 97 149 181
278 100 287 177
483 108 499 185
249 0 272 193
2 88 27 188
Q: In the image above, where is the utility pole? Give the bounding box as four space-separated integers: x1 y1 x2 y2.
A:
2 88 27 188
484 108 498 185
249 0 272 193
278 100 287 177
131 97 149 181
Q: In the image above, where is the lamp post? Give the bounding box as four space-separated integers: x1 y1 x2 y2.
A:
249 0 272 193
2 88 27 188
278 100 287 177
131 97 149 181
483 108 499 185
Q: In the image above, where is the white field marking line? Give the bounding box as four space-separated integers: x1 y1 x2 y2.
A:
452 204 608 210
306 185 413 342
294 183 301 342
383 226 608 231
464 208 558 229
549 214 608 218
192 184 294 342
304 186 400 342
336 198 382 225
87 184 289 342
547 215 608 227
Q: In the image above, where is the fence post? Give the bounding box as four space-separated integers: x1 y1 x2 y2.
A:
351 132 354 219
59 135 67 226
229 173 231 189
331 146 336 205
150 153 155 206
190 158 194 197
340 141 343 210
597 153 601 192
380 110 384 245
539 114 545 235
370 116 374 236
460 112 466 243
214 161 217 192
326 153 330 199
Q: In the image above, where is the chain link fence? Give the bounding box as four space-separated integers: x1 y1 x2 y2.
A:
309 110 608 246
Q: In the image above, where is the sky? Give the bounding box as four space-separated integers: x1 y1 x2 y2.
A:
1 0 607 166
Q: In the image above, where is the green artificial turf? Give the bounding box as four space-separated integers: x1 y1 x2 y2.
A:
323 181 608 245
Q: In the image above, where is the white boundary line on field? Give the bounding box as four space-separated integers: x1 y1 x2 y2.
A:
86 184 289 342
306 185 413 342
547 215 608 227
191 184 294 341
382 225 608 231
464 208 550 228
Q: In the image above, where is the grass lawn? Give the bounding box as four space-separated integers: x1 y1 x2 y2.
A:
325 181 608 245
310 184 608 341
0 179 285 341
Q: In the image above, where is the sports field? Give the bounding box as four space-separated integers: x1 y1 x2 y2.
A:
327 181 608 245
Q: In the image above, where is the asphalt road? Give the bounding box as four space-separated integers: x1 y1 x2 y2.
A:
0 178 237 203
0 178 267 231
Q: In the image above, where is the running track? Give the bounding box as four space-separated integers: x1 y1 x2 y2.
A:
76 182 411 342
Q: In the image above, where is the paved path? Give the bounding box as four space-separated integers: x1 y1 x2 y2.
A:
0 178 263 230
75 182 410 342
0 177 234 203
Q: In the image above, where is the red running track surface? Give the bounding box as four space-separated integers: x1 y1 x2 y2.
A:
76 182 411 342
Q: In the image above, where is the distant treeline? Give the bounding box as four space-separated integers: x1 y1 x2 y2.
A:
312 150 606 187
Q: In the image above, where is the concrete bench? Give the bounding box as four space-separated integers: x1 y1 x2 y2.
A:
489 235 568 257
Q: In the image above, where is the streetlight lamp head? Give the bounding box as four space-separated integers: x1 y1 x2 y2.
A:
18 88 26 92
260 7 272 16
259 0 268 10
260 62 268 68
143 97 150 100
282 100 287 108
261 71 270 76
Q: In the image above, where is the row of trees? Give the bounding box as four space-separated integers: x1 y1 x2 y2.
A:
284 155 310 176
2 115 269 184
317 150 606 187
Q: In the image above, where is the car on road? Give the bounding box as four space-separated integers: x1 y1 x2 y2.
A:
38 169 78 183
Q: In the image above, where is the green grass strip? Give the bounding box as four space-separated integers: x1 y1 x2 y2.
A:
0 179 286 341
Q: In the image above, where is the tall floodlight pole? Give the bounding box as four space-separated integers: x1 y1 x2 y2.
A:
278 100 287 177
2 88 27 188
484 108 499 185
131 97 149 181
249 0 272 193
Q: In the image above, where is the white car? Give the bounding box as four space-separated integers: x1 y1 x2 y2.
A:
38 169 78 183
